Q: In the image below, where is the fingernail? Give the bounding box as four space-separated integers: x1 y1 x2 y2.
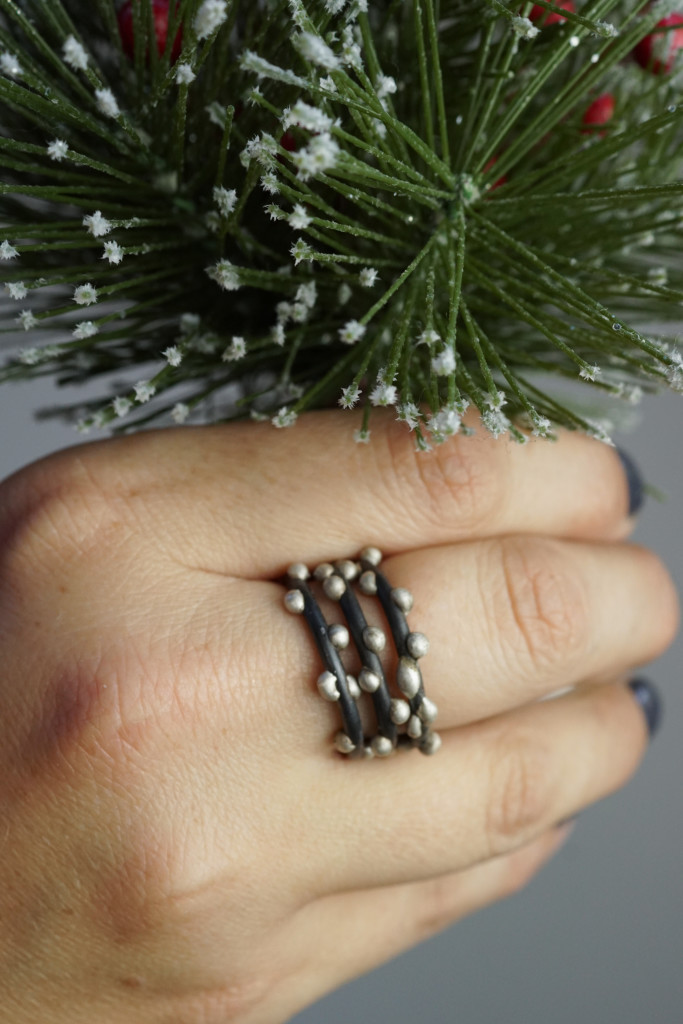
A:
628 678 663 739
615 446 645 517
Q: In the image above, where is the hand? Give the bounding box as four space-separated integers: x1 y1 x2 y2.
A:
0 408 678 1024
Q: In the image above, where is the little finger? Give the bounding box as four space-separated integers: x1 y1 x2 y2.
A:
269 825 575 1019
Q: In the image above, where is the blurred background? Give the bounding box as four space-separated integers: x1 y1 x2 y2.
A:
1 370 681 1024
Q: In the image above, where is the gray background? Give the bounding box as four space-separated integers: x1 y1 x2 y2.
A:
0 374 681 1023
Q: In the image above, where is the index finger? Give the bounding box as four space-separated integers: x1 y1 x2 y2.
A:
20 405 638 578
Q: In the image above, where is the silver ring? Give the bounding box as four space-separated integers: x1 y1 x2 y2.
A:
283 547 441 760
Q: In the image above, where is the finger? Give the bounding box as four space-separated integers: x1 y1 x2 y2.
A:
38 405 640 578
273 825 574 1016
295 680 649 896
372 536 679 727
265 534 678 736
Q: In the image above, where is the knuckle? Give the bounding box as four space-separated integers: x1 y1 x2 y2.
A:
17 639 157 777
485 726 555 854
0 453 129 585
165 978 279 1024
92 812 279 1018
378 415 502 534
414 874 466 939
92 815 184 946
492 537 588 676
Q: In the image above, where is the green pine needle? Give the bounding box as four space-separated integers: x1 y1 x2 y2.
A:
0 0 682 448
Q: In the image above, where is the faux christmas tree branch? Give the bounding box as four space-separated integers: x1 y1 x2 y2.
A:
0 0 682 447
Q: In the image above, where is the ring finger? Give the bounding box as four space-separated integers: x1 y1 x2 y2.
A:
272 534 678 735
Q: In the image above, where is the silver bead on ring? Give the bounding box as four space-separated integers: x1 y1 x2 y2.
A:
360 546 382 566
323 574 346 600
287 562 310 581
417 696 438 723
335 559 358 580
358 570 378 595
390 698 411 724
407 714 423 739
421 731 442 756
371 735 393 757
391 587 414 612
358 667 381 693
396 656 421 699
328 623 350 649
284 589 305 614
317 671 340 702
334 731 356 754
362 625 386 654
406 631 430 659
347 675 361 700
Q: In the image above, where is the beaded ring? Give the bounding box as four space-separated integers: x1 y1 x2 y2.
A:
283 547 441 759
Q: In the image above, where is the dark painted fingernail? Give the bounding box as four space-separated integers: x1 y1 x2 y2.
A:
615 446 645 516
628 678 663 739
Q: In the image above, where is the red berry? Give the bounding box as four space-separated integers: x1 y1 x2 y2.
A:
118 0 183 64
484 156 507 191
529 1 574 26
277 130 299 166
581 93 615 134
633 13 683 74
279 131 298 153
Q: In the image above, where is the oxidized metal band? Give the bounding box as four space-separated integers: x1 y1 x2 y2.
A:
283 547 440 760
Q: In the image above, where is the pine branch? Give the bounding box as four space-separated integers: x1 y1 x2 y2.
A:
1 0 682 446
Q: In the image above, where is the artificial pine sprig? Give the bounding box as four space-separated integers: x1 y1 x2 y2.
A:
1 0 683 448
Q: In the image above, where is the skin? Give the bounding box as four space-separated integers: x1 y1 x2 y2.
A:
0 405 678 1024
